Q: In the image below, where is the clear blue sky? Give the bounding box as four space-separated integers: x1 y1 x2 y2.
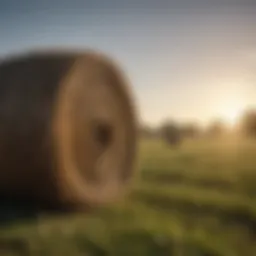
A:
0 0 255 126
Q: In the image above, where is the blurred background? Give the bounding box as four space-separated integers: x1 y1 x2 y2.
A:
1 0 256 255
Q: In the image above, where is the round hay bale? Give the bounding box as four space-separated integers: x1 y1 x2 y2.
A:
0 49 137 211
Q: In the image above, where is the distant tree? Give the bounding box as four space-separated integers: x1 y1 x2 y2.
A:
160 120 182 147
239 109 256 138
206 119 227 138
181 123 201 139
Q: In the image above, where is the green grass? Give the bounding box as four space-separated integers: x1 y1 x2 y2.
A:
1 138 256 255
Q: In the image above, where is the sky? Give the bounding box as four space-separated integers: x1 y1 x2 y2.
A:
0 0 256 127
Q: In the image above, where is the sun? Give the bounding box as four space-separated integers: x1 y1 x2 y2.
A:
221 107 241 127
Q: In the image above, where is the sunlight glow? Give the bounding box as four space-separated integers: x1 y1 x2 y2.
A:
221 106 242 127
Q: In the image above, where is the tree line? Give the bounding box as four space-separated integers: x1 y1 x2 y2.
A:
139 109 256 146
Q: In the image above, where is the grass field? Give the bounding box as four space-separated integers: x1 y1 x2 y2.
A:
1 138 256 255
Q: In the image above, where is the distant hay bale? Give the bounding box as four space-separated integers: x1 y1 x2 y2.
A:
160 121 182 147
0 49 137 211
